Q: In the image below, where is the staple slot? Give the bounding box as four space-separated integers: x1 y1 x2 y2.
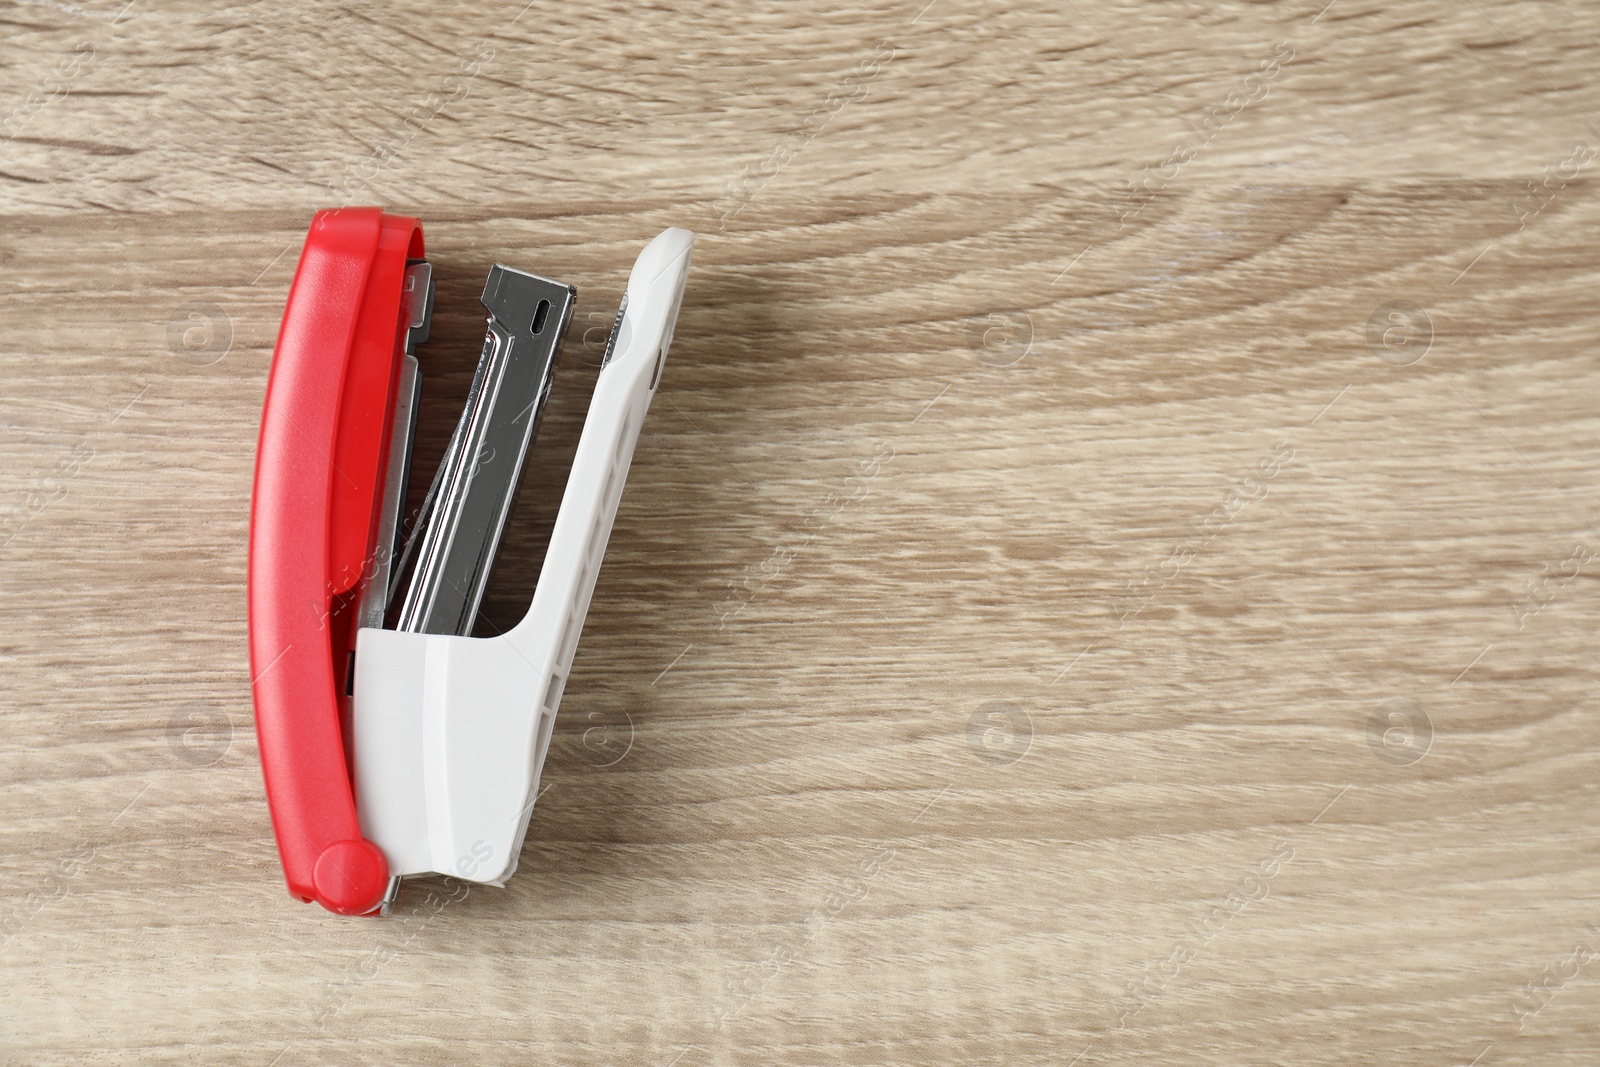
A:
589 504 610 560
649 346 666 390
534 705 557 761
615 417 637 460
531 299 551 335
541 671 565 714
559 611 582 665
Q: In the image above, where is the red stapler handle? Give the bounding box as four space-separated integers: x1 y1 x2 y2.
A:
248 208 422 914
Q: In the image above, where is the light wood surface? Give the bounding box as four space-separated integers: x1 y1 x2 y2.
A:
2 1 1598 1064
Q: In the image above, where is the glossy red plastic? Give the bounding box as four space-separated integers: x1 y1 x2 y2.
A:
248 208 422 915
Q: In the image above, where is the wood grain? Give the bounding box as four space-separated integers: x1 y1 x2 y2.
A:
2 1 1598 1064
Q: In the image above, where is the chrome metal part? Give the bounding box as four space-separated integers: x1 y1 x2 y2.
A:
395 265 576 636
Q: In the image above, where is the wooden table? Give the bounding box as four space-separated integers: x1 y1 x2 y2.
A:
2 2 1597 1063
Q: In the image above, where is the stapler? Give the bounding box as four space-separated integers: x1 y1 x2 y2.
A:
248 208 692 915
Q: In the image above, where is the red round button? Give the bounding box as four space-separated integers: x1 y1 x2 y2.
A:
311 839 389 915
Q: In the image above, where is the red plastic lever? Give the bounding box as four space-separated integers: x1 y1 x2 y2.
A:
248 208 423 914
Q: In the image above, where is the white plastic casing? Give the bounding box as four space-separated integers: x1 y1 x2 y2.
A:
352 227 693 884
